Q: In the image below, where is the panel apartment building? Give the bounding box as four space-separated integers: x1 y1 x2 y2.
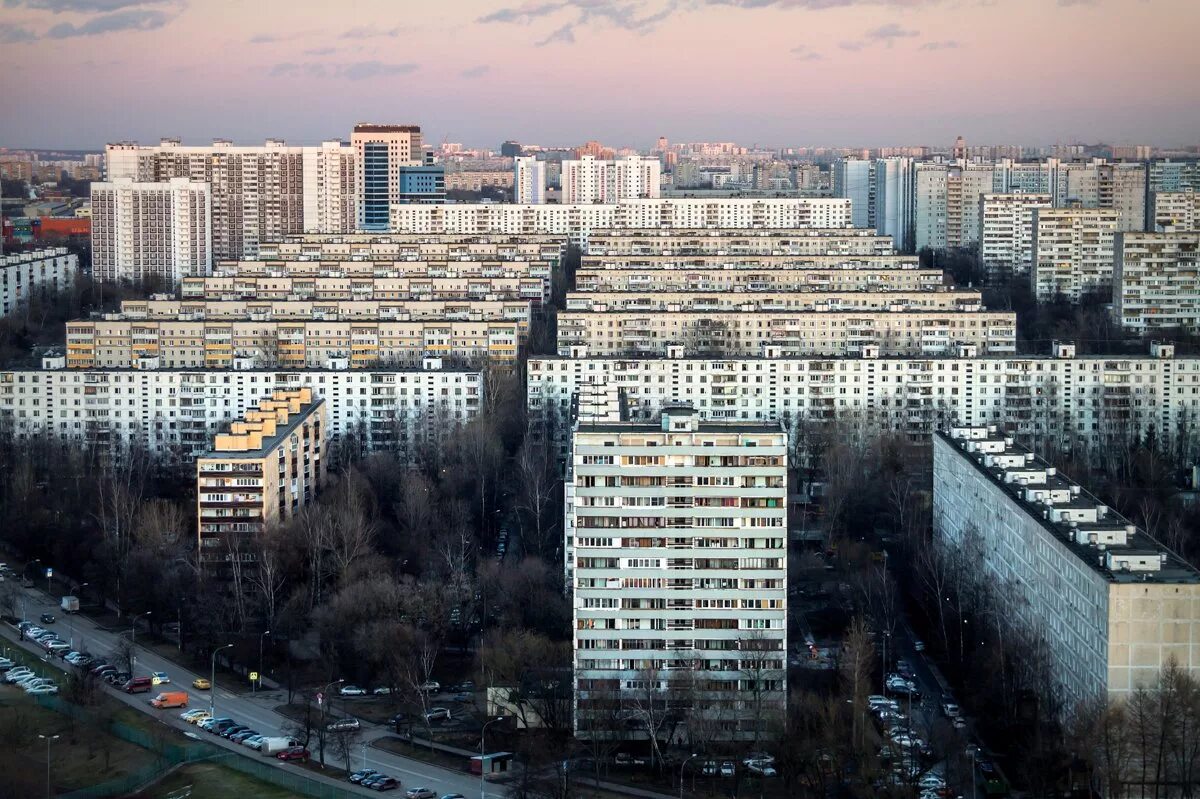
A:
105 138 356 258
1152 190 1200 232
560 155 661 203
583 228 893 257
933 426 1200 709
574 265 945 294
555 308 1017 358
527 342 1199 450
197 387 325 566
1 247 78 316
564 288 985 314
979 193 1053 281
568 405 787 742
91 178 212 283
391 198 853 240
1030 208 1119 302
1114 232 1200 335
0 357 482 456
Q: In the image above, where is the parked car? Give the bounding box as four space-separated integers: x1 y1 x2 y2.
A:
913 639 926 652
372 686 393 695
192 677 211 690
39 613 55 625
123 676 153 694
368 776 400 791
276 746 310 762
180 709 208 723
5 667 34 683
0 658 14 670
719 762 736 778
339 684 367 697
745 760 777 777
151 671 170 685
953 717 968 730
27 683 59 695
327 717 361 732
406 788 436 799
230 730 259 744
90 663 113 676
199 717 232 732
615 753 648 767
418 681 440 693
349 769 380 784
919 774 947 789
942 702 961 718
21 677 55 691
105 672 131 686
422 707 450 722
241 735 265 749
441 795 466 799
220 725 250 739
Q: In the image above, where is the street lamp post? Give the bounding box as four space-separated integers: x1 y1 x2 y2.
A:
38 733 59 799
481 716 503 799
318 678 344 769
209 643 233 716
256 630 271 694
130 611 151 674
680 753 700 799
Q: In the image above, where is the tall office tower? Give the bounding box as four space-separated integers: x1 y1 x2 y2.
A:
500 140 523 158
197 387 326 571
90 177 212 283
1030 208 1119 302
1152 190 1200 231
833 157 873 228
979 193 1052 281
1098 162 1148 232
1114 232 1200 335
103 138 352 257
351 123 425 231
874 157 916 252
567 404 787 742
514 156 547 204
914 163 949 251
560 155 661 203
302 140 356 233
934 426 1200 711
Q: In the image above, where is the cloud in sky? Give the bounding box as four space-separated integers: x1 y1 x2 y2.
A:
0 23 38 41
270 60 419 81
867 22 919 42
3 0 169 11
919 38 957 50
340 25 401 39
460 64 491 78
790 44 822 60
482 0 679 44
536 22 575 45
46 7 171 37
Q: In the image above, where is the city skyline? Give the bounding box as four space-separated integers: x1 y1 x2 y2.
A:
2 0 1199 150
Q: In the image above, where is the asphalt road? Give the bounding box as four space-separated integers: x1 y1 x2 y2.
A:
3 581 488 798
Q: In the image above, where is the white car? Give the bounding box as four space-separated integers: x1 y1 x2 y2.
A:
745 760 777 777
0 657 15 670
17 674 49 688
5 667 34 683
418 681 440 693
23 678 55 692
339 684 367 697
242 735 265 749
27 684 59 695
919 774 946 789
422 707 451 722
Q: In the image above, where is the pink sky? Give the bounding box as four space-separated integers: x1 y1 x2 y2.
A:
1 0 1197 150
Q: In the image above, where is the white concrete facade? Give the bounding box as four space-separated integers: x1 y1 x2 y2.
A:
0 247 78 316
568 406 787 742
560 155 661 203
933 427 1200 711
90 177 212 284
514 156 547 204
979 193 1053 280
1114 232 1200 335
1153 190 1200 232
1030 208 1119 302
303 140 357 234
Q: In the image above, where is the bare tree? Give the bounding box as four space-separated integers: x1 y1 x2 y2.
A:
514 433 560 559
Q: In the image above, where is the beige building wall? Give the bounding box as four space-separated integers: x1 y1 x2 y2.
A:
1107 583 1200 698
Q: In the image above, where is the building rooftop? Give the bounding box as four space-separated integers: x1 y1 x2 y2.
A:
939 425 1200 584
200 388 323 460
2 247 71 266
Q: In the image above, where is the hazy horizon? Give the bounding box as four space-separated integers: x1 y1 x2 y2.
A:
2 0 1198 151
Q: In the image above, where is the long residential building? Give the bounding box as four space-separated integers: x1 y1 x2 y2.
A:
0 357 482 456
979 193 1053 281
1 247 78 316
182 272 549 306
255 233 564 263
527 343 1198 451
1114 232 1200 335
556 309 1016 358
560 155 661 203
197 387 326 566
564 289 984 314
933 426 1200 710
1030 207 1119 302
204 259 553 294
104 138 356 258
584 228 892 257
568 405 787 742
64 317 524 369
91 178 212 283
574 266 945 294
1152 190 1200 232
390 199 853 239
112 297 532 326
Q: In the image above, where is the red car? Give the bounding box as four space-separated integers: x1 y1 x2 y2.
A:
276 746 310 762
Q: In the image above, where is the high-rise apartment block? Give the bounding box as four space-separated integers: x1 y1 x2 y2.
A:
1152 190 1200 232
1030 208 1119 302
91 177 212 283
934 426 1200 711
979 193 1052 281
1114 232 1200 335
514 156 547 204
560 155 661 203
1 247 78 316
873 157 915 252
832 158 872 229
197 387 326 566
568 405 787 742
104 138 351 258
351 124 425 231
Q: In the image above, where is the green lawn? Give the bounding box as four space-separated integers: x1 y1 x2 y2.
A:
133 762 305 799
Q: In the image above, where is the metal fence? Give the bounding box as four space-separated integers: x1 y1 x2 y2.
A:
34 695 360 799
